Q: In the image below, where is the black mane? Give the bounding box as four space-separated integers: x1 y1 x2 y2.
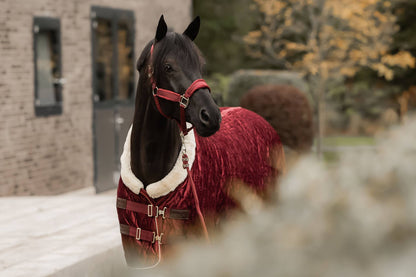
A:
130 19 219 188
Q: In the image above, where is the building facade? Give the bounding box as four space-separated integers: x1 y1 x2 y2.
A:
0 0 192 195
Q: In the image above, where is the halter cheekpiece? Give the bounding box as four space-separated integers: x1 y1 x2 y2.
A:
148 44 211 136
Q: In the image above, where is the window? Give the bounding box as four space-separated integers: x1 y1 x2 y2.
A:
33 17 63 116
117 19 135 100
91 7 135 103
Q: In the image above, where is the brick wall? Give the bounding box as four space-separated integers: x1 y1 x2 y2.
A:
0 0 192 195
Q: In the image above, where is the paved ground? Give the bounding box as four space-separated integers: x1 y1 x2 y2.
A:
0 187 127 277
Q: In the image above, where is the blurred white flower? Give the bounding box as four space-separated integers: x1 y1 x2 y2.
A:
153 118 416 277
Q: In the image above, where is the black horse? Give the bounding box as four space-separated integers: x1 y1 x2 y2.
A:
117 16 284 267
130 15 221 188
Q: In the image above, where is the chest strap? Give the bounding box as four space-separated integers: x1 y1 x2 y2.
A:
120 223 168 244
117 197 190 220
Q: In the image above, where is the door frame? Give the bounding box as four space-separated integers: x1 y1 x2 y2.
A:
90 6 135 192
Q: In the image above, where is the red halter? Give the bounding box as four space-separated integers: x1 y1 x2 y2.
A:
148 44 210 136
147 43 211 246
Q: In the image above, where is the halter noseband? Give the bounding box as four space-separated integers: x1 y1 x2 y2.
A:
148 44 211 136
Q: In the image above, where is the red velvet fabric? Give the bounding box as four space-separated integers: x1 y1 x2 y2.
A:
117 107 283 266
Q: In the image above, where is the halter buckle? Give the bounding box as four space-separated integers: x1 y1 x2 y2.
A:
180 95 189 108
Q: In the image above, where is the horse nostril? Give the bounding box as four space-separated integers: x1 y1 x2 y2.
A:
200 109 211 125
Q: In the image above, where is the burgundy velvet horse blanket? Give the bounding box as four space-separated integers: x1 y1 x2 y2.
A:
117 107 285 266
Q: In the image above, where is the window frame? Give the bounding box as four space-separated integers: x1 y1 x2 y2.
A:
90 6 136 105
33 16 63 117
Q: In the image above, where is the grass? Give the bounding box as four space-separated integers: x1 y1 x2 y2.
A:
322 136 376 147
323 151 340 163
317 136 376 164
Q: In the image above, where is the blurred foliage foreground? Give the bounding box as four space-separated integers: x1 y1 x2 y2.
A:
149 116 416 277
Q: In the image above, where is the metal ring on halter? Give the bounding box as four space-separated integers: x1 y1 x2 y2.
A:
180 95 189 108
152 86 158 96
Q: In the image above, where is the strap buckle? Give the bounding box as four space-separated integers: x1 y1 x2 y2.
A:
148 204 158 217
152 232 164 244
180 95 189 108
158 207 167 219
148 205 167 219
136 227 142 240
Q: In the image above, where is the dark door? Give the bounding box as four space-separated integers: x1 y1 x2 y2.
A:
91 7 135 193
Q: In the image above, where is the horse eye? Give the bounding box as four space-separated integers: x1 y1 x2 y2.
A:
164 63 173 73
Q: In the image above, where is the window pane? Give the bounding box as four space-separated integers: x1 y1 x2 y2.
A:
35 31 57 106
117 21 134 100
94 18 114 102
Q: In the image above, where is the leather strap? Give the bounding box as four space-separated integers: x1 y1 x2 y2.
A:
182 153 210 243
154 88 182 102
120 223 167 244
184 79 210 99
148 43 210 135
152 79 209 109
117 197 190 220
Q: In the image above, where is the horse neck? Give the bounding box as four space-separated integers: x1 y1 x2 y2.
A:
130 77 181 188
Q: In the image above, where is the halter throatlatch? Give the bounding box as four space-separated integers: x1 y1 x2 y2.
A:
148 44 211 136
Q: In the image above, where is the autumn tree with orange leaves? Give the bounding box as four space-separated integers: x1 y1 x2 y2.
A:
244 0 415 157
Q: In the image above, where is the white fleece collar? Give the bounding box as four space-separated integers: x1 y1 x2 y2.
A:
120 125 196 199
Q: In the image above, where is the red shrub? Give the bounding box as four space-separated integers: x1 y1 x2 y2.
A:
240 85 314 152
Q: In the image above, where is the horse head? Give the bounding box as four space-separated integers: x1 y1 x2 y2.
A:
137 15 221 137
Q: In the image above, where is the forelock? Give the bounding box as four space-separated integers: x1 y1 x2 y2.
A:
153 33 205 73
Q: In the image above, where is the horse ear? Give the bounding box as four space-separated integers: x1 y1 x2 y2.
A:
155 15 167 42
183 16 200 41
